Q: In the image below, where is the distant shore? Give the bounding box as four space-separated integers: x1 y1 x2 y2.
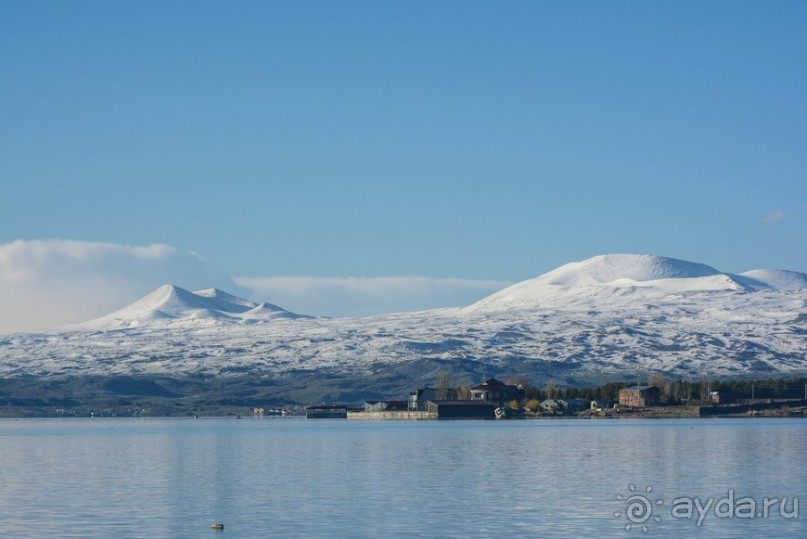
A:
7 403 804 420
2 406 806 419
346 403 807 421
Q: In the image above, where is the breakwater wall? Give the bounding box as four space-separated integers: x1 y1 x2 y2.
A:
347 411 437 420
699 399 807 417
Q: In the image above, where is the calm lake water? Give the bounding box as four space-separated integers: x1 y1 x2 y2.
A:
0 417 804 538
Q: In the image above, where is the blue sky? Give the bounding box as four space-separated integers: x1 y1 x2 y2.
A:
1 1 805 331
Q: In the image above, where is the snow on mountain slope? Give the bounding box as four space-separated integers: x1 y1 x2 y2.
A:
740 269 807 290
76 284 306 329
90 284 219 323
467 254 761 312
1 255 805 386
193 288 260 313
241 302 310 321
538 254 721 284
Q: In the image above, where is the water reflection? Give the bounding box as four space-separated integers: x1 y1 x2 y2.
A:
0 418 804 538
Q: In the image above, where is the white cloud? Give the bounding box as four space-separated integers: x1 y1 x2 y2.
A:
0 239 511 333
762 209 786 224
235 276 511 318
0 239 238 334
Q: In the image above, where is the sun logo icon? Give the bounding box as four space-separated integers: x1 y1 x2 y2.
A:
614 484 663 533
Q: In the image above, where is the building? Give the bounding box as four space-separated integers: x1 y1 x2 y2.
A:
540 399 561 413
409 386 463 410
409 387 439 411
618 386 661 407
469 378 524 407
558 398 588 413
590 399 612 411
426 400 497 420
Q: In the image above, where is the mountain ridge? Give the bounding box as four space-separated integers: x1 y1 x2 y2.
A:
75 284 308 329
70 253 807 330
466 254 806 312
1 254 805 403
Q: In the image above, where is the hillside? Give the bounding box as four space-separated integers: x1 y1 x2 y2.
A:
1 254 806 411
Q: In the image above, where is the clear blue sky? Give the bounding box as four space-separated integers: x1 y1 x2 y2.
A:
1 1 806 328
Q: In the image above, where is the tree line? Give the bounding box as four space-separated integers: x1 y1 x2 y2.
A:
436 371 807 406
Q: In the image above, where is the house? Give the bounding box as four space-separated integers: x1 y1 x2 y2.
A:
426 400 497 420
470 378 524 407
538 398 588 414
363 400 408 412
409 387 461 410
590 399 613 411
409 387 439 411
618 386 661 408
558 398 588 413
540 399 562 413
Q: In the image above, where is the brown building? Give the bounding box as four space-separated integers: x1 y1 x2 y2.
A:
619 385 661 407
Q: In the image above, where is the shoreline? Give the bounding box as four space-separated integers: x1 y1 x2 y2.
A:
3 403 805 420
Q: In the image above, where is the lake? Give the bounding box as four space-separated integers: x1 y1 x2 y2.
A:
0 417 804 538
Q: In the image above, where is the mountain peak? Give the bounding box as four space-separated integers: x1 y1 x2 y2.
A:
192 288 259 313
740 269 807 291
467 254 761 312
541 254 721 286
120 284 208 317
79 284 307 328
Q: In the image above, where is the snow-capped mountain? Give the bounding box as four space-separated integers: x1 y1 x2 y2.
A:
1 255 806 400
466 254 793 311
740 269 807 291
76 284 308 329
